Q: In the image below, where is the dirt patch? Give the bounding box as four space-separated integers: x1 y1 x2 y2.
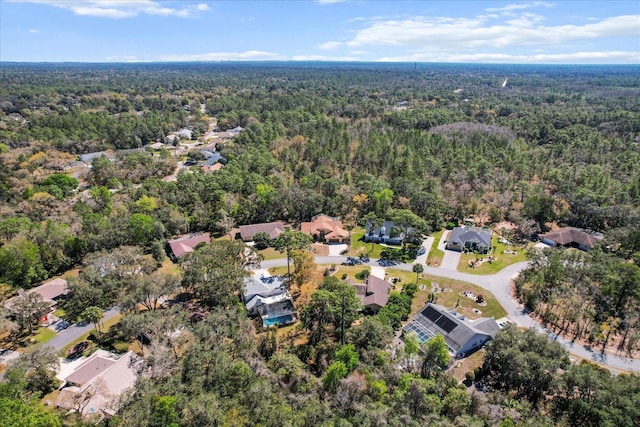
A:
448 350 485 382
493 221 516 232
311 243 329 256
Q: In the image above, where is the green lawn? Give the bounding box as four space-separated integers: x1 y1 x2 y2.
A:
58 314 123 357
426 229 446 267
258 247 285 261
20 327 57 353
458 236 531 275
347 227 390 259
384 269 507 320
33 327 56 344
267 265 289 276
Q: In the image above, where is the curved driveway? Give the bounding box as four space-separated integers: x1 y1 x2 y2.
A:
259 256 640 373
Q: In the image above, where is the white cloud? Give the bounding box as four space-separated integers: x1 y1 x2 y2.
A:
7 0 210 18
376 51 640 64
346 14 640 50
28 28 40 33
292 55 360 61
485 1 553 14
318 41 343 50
159 50 284 61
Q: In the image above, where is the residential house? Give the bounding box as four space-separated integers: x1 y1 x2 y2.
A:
364 221 406 245
230 126 244 135
201 149 222 166
243 275 296 327
446 227 492 253
237 221 287 241
347 275 391 313
201 163 223 173
167 233 210 260
539 227 604 251
4 278 69 323
215 131 236 139
301 214 350 243
403 303 500 357
55 350 141 418
79 151 115 164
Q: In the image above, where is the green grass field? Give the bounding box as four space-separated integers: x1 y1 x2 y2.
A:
258 247 285 261
33 327 57 344
458 236 530 274
384 268 507 320
347 227 389 259
426 229 446 266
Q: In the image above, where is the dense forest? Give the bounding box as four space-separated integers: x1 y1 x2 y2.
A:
0 62 639 426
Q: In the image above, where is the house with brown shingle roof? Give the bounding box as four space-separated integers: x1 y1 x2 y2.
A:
3 277 69 314
347 275 391 313
167 233 211 260
539 227 604 251
301 214 350 244
237 221 287 241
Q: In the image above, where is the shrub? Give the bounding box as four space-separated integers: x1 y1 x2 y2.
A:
355 269 370 280
465 371 475 383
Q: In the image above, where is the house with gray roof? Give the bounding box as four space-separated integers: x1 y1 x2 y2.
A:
79 151 115 164
403 303 500 357
446 226 492 253
243 275 296 327
364 221 408 245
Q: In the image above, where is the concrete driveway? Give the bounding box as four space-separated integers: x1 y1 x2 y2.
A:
440 250 462 270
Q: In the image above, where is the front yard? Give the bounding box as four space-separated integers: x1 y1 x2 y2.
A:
392 270 507 321
458 236 531 274
347 227 390 259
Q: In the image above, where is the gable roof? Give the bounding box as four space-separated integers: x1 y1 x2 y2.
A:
167 233 210 258
449 227 492 247
365 220 408 240
79 151 115 163
3 278 69 310
406 303 499 353
539 227 604 249
349 275 391 309
301 214 350 240
238 221 286 241
32 278 69 300
243 275 287 303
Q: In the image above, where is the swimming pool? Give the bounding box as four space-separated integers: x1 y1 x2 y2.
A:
263 315 294 327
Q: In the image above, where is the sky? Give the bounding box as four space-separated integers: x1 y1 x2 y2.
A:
0 0 638 64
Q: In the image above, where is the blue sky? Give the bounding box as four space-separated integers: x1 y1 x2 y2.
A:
1 0 638 63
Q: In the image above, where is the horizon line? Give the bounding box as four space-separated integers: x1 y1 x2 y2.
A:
1 60 638 66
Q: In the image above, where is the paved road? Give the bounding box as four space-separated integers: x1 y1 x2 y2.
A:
257 256 640 373
44 307 120 352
